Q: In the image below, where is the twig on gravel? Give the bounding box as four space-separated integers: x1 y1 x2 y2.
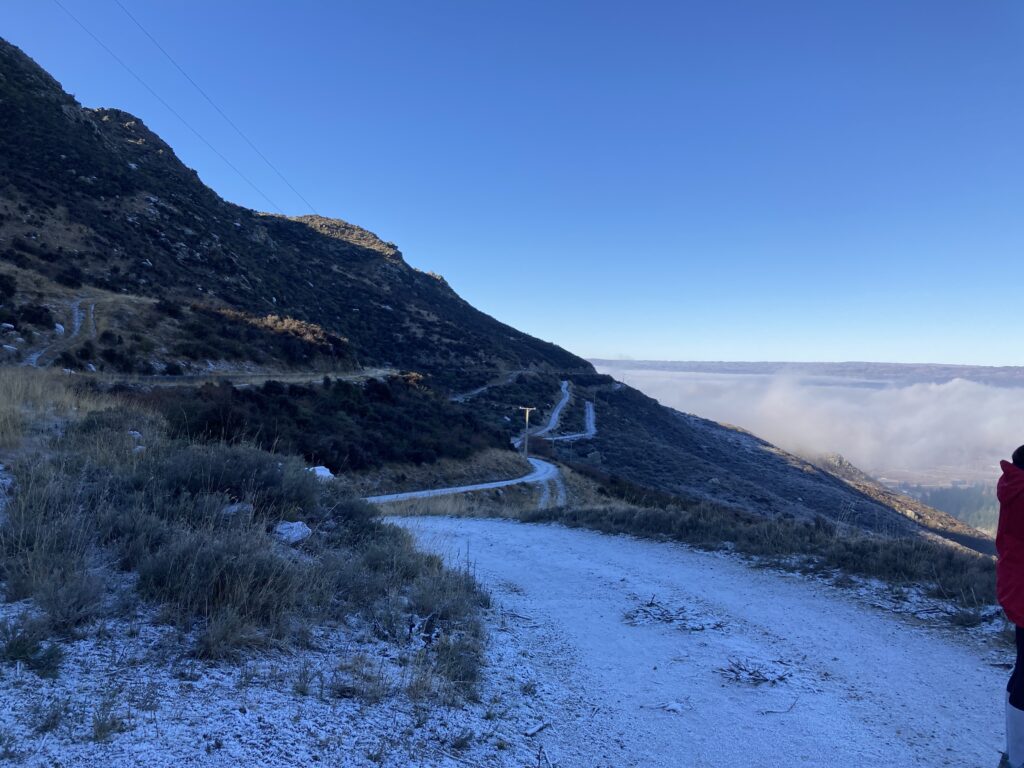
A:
759 697 800 715
502 610 536 622
501 609 540 628
524 721 550 737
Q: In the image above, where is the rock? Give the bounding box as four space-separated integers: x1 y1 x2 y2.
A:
54 323 64 335
0 322 14 331
86 363 96 372
132 445 146 455
306 466 333 481
221 502 254 518
2 345 16 353
274 520 311 544
127 430 143 441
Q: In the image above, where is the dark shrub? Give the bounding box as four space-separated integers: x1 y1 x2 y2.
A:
16 303 54 328
0 273 15 301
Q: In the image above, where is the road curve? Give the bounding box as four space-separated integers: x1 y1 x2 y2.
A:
547 400 597 442
364 457 559 504
533 380 571 437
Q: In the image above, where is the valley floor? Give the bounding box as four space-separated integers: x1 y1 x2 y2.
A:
395 516 1007 768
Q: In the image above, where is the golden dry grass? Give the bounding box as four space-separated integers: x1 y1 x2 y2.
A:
0 367 113 448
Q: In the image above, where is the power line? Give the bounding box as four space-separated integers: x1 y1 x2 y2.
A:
112 0 321 215
51 0 284 214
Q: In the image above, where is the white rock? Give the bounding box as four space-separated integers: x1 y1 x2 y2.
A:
0 322 14 330
132 445 146 454
307 466 333 480
54 323 65 335
86 363 97 372
2 345 16 353
274 520 311 544
127 430 143 441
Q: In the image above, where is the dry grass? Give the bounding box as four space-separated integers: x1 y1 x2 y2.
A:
0 367 111 448
383 482 540 519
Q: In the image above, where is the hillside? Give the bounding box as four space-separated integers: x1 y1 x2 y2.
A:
0 37 988 550
0 38 587 383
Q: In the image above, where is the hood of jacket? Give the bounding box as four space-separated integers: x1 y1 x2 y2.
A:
999 461 1024 506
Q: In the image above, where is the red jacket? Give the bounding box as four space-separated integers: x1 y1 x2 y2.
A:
997 461 1024 626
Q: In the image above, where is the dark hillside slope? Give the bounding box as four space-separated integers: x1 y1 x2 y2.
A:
0 38 990 551
0 38 588 383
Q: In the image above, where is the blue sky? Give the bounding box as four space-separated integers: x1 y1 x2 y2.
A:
5 1 1023 365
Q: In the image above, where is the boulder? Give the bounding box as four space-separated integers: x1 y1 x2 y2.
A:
274 520 312 545
306 466 333 481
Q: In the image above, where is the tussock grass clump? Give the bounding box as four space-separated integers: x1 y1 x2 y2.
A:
522 502 996 608
0 615 64 678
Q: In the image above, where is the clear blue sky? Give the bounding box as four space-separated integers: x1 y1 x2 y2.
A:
5 1 1023 365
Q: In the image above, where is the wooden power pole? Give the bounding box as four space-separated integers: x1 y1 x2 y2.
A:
518 406 536 458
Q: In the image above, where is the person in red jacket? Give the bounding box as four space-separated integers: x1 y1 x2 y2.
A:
998 446 1024 768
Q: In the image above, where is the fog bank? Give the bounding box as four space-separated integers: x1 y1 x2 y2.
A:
599 368 1024 484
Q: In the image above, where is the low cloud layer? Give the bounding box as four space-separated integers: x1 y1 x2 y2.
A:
604 369 1024 483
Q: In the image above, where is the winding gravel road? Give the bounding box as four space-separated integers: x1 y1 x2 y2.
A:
394 516 1005 768
364 457 559 504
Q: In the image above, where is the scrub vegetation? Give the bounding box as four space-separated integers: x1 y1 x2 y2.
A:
0 368 487 699
135 373 509 472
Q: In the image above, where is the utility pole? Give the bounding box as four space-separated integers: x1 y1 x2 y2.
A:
518 406 536 458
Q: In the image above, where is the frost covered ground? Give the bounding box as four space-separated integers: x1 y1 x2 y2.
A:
0 508 1006 767
0 581 562 767
395 516 1009 768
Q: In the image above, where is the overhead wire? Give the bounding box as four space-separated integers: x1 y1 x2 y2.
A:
111 0 321 215
50 0 285 214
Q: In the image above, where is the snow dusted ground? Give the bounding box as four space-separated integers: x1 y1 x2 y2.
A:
0 582 564 767
394 516 1009 768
